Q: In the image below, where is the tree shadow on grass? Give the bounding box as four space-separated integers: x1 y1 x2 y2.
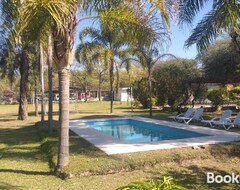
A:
1 148 42 161
0 169 50 176
69 134 118 159
0 125 38 146
0 125 49 162
0 118 17 122
209 143 240 158
0 182 24 190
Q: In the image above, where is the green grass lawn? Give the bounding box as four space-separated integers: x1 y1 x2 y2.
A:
1 102 240 190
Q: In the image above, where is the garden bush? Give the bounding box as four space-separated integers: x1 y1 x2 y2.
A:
207 87 228 111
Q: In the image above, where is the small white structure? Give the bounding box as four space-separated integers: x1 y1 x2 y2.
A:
120 87 132 102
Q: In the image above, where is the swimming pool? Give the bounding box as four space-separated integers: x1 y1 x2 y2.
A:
70 117 240 154
84 119 209 143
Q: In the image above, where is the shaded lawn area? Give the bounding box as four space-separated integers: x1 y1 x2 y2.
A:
1 102 240 190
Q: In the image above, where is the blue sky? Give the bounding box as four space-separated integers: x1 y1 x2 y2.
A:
76 2 212 59
168 2 212 59
167 23 197 59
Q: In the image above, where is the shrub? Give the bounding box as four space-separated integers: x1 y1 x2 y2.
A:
229 86 240 105
207 87 227 110
132 78 149 108
116 176 187 190
149 97 157 107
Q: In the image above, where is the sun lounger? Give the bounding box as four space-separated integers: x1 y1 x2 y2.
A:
168 108 194 121
201 110 232 128
213 112 240 130
177 107 204 124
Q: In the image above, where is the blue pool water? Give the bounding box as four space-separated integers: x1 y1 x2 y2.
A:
84 119 209 143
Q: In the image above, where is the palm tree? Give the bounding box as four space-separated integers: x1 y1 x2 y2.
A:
131 46 175 117
0 0 31 120
47 34 54 134
179 0 240 51
77 2 167 112
16 0 176 168
75 39 108 101
76 26 128 112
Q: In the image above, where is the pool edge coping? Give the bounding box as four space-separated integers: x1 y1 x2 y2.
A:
69 116 240 155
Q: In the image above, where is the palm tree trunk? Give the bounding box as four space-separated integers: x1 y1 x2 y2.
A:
115 65 120 101
57 68 69 168
149 73 152 117
52 12 76 169
98 72 102 101
34 75 39 116
18 47 29 120
98 78 101 101
40 42 45 122
47 35 53 134
110 59 114 113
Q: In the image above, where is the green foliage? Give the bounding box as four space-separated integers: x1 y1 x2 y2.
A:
116 176 187 190
132 78 152 108
153 59 201 109
198 39 240 83
150 97 157 107
190 83 208 100
207 87 228 110
180 0 240 51
229 86 240 105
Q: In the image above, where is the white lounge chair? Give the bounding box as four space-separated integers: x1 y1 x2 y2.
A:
168 108 194 121
213 112 240 130
201 110 232 128
177 108 204 124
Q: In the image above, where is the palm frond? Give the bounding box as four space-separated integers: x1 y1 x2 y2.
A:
185 2 240 51
149 0 170 27
79 27 108 46
99 5 170 47
178 0 209 25
19 0 78 38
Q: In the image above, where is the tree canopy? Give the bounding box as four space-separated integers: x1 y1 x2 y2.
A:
153 58 204 108
197 39 240 83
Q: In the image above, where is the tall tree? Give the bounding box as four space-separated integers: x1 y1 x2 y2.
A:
76 26 127 112
76 4 165 112
153 58 203 109
131 46 174 117
197 39 240 83
47 35 54 134
0 0 31 120
18 0 177 168
75 42 108 101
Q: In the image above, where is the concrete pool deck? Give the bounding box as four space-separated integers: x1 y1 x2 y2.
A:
69 117 240 155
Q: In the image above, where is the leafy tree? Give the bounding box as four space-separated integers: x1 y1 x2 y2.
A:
197 39 240 83
190 83 208 106
71 70 93 102
132 77 152 108
153 59 201 109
